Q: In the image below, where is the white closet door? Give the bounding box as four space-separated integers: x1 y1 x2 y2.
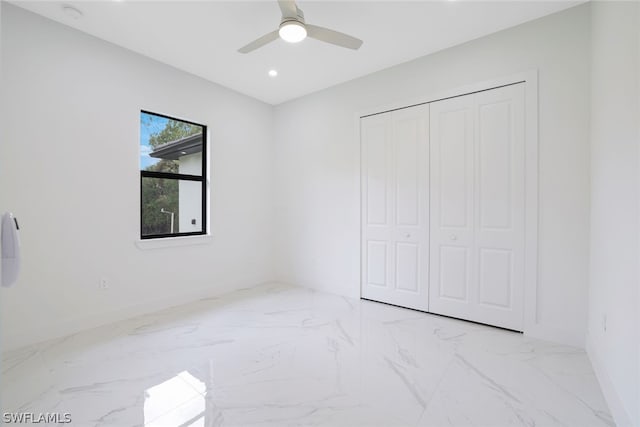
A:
361 104 429 311
429 84 525 331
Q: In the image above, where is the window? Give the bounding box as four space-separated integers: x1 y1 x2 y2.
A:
140 111 207 239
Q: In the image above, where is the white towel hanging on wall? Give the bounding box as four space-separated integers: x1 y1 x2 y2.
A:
1 212 21 288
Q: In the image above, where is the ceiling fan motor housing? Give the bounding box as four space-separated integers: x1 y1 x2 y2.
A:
238 0 363 53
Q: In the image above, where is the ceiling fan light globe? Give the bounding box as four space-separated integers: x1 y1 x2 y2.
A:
279 21 307 43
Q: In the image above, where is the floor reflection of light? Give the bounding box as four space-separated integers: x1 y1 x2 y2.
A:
144 371 206 426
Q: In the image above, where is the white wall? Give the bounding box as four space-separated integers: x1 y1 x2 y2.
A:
274 4 591 346
0 4 275 351
0 0 4 369
587 2 640 426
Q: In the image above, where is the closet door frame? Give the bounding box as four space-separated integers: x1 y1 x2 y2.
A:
356 70 539 337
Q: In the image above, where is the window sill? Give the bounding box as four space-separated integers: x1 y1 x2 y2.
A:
135 234 213 250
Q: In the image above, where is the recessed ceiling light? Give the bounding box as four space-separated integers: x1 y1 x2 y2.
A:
278 21 307 43
62 4 83 20
268 69 278 78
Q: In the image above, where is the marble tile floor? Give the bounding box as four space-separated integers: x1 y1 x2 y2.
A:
1 283 612 427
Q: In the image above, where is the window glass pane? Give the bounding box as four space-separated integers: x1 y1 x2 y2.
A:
140 112 203 176
141 177 203 237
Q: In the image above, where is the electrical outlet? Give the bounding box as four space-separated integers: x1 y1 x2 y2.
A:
602 314 607 332
99 277 109 290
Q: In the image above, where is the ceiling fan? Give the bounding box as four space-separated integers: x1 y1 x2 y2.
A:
238 0 363 54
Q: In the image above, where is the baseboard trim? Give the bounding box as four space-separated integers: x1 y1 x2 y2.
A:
1 279 274 354
524 323 585 348
586 332 635 427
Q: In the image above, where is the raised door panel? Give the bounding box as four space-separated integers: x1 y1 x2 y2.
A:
478 101 512 231
366 240 388 287
478 248 512 308
438 109 471 229
395 242 419 292
364 120 390 227
394 115 421 227
439 246 470 301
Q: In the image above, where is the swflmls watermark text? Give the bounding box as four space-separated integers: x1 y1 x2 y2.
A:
3 412 72 424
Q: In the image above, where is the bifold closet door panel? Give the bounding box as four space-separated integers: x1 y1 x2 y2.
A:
428 95 476 319
361 105 429 311
474 85 525 330
361 112 392 301
429 84 525 331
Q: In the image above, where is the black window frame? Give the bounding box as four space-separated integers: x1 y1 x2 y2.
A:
140 110 207 240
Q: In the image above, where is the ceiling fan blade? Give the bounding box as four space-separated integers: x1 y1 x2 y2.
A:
238 30 279 54
278 0 298 19
306 24 363 50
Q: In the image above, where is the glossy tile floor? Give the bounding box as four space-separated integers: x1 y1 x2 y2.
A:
2 284 612 427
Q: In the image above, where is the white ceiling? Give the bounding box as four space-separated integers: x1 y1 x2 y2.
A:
11 0 583 105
